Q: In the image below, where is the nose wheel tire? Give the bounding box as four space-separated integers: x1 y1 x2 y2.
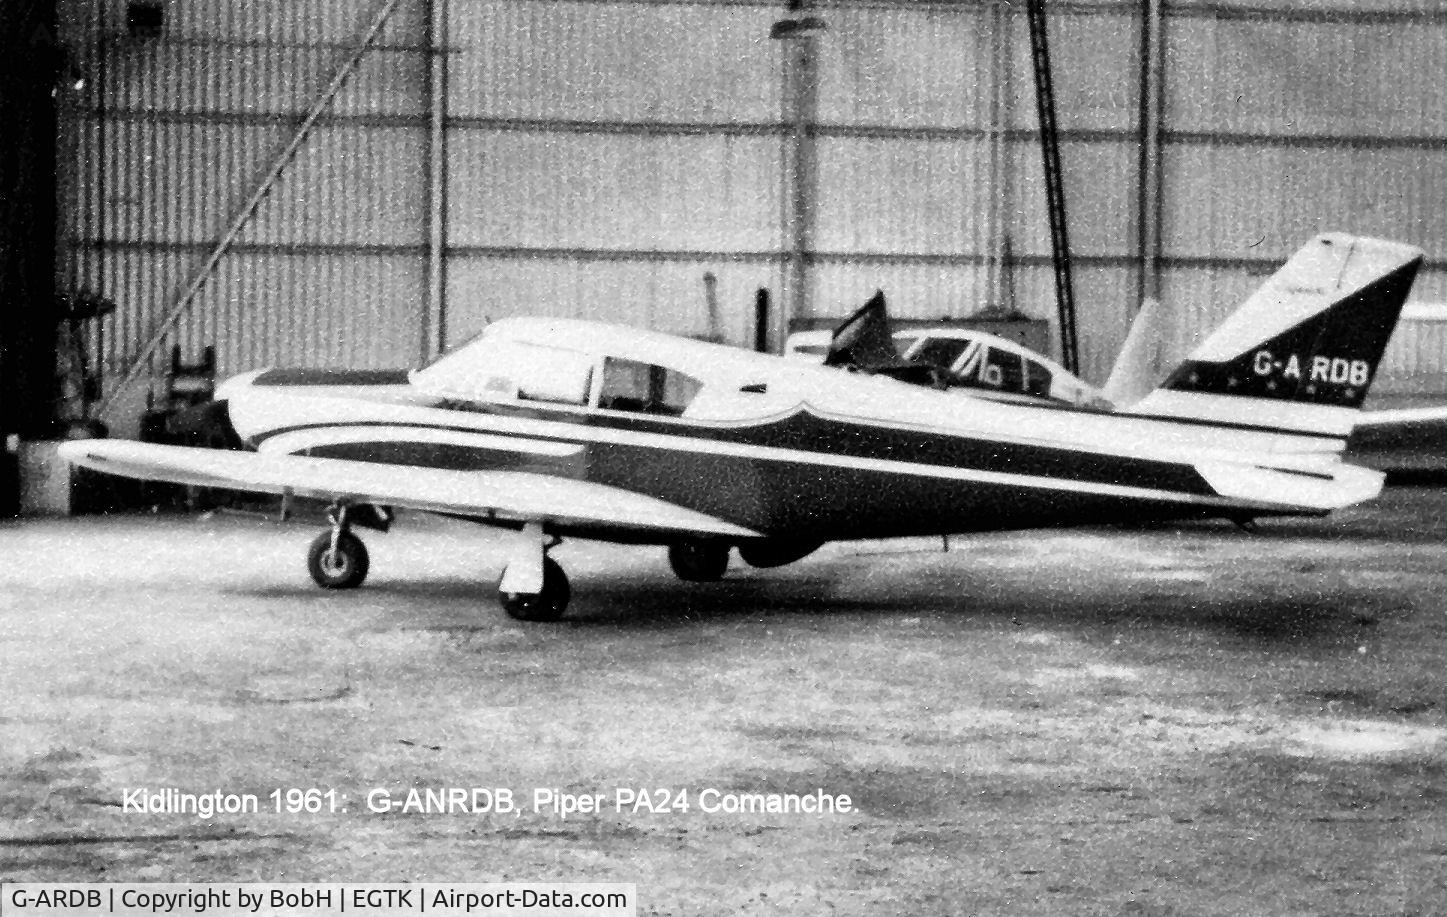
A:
307 530 369 589
668 541 730 582
501 556 571 622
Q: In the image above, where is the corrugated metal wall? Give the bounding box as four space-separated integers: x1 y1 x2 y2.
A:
1163 0 1447 393
54 0 1447 428
441 0 783 349
60 0 432 401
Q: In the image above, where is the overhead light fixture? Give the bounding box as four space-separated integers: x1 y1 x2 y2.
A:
770 17 826 39
769 0 825 39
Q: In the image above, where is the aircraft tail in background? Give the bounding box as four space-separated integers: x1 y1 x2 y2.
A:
1102 295 1165 409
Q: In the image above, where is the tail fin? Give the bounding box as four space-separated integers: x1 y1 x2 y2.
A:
1132 233 1423 441
1102 295 1166 408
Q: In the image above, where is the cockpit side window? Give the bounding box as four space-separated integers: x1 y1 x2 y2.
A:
597 359 652 413
598 358 704 417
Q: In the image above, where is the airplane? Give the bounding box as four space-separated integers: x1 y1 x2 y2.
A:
783 296 1115 410
801 249 1447 473
59 232 1423 622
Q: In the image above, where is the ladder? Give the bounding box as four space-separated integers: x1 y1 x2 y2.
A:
1025 0 1079 375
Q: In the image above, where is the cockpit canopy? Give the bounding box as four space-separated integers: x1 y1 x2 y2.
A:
411 323 707 417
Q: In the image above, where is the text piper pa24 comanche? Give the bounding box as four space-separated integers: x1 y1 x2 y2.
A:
60 233 1425 622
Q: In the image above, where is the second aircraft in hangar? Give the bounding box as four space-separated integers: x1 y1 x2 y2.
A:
61 233 1427 621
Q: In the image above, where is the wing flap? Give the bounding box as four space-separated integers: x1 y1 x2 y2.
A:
56 440 760 539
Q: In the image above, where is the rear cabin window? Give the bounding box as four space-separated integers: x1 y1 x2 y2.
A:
1023 359 1053 399
597 358 704 417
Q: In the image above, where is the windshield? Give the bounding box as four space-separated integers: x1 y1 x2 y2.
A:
909 337 971 369
414 337 595 406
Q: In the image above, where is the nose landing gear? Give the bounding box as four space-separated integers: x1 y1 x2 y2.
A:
498 523 572 622
500 555 571 622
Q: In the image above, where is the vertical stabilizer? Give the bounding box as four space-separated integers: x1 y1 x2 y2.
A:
1132 234 1423 442
1103 296 1165 408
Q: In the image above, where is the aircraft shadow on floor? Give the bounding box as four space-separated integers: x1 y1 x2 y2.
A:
368 579 1381 649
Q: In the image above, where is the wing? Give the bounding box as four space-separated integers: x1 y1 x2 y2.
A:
56 439 761 540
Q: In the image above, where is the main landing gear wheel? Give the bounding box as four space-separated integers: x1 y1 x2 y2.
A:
307 530 369 589
668 541 730 582
501 556 571 622
738 539 822 569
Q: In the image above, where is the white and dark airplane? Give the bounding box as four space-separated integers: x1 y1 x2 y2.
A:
785 294 1115 410
60 233 1424 622
805 242 1447 473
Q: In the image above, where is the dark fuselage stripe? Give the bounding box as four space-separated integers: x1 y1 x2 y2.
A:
456 402 1218 496
253 405 1216 498
288 436 1249 539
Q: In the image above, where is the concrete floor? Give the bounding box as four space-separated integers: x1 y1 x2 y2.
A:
1 491 1445 915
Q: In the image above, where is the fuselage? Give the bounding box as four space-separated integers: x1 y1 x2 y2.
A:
216 318 1382 543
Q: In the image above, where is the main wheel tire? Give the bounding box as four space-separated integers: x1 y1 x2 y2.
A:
738 539 822 569
501 556 571 622
668 541 730 582
307 530 369 589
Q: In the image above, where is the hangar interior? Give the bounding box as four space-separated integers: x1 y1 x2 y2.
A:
9 3 1447 906
7 0 1447 444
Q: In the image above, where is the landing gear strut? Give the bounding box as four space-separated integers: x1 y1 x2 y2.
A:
307 502 370 589
499 523 571 622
